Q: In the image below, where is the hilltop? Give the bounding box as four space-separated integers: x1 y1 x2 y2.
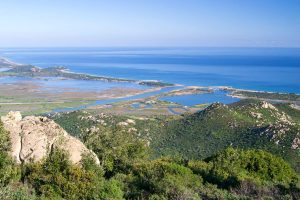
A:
154 99 300 170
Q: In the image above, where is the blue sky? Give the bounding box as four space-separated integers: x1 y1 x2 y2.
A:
0 0 299 47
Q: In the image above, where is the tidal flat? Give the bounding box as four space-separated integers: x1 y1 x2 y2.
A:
0 74 162 115
1 53 300 116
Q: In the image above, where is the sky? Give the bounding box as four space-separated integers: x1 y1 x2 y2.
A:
0 0 299 47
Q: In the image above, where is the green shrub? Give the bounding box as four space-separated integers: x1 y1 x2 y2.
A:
23 148 123 200
84 126 148 175
188 148 300 199
0 184 36 200
204 148 299 187
0 121 20 186
0 121 10 152
128 159 203 199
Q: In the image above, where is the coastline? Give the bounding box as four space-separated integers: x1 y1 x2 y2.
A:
1 56 300 115
0 56 175 87
224 87 300 104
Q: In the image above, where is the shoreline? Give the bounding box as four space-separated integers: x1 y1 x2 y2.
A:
0 56 175 87
224 87 300 104
1 56 300 115
1 56 299 96
220 86 300 96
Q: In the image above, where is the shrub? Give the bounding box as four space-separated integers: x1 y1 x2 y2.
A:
204 148 299 187
128 159 203 199
0 184 36 200
84 126 148 175
23 148 123 200
189 148 300 199
0 121 20 186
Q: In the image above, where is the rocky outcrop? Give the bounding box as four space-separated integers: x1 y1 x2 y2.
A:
1 111 99 165
291 137 300 149
260 101 278 111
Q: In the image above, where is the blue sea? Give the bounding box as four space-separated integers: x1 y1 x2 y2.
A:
1 47 300 93
0 47 300 107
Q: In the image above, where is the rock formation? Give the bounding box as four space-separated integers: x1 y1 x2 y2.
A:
1 111 99 165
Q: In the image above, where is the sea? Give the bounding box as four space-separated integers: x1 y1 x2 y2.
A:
0 47 300 107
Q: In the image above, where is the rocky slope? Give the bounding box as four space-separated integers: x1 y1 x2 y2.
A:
152 100 300 171
0 111 99 165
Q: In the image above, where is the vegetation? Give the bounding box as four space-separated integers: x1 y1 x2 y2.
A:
2 99 300 199
83 125 149 175
23 148 123 200
153 100 300 172
0 100 92 116
0 121 19 187
52 100 300 172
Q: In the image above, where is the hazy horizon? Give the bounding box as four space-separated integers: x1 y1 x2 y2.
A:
1 0 299 48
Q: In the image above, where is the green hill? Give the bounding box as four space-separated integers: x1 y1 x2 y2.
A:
52 99 300 172
2 99 300 199
154 100 300 171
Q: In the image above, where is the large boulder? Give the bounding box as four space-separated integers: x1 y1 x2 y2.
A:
1 111 99 165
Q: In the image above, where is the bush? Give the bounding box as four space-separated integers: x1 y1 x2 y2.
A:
23 148 123 200
0 122 20 186
204 148 299 187
127 159 203 199
189 148 300 199
84 126 148 176
0 121 10 152
0 184 36 200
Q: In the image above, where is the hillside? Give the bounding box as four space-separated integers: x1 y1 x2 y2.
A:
1 100 300 199
53 100 300 172
155 99 300 171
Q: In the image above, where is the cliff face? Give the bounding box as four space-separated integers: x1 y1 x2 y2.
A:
0 111 99 165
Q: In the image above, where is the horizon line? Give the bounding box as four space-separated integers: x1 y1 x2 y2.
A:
1 46 300 49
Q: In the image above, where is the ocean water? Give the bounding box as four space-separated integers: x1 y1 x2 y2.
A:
1 47 300 94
